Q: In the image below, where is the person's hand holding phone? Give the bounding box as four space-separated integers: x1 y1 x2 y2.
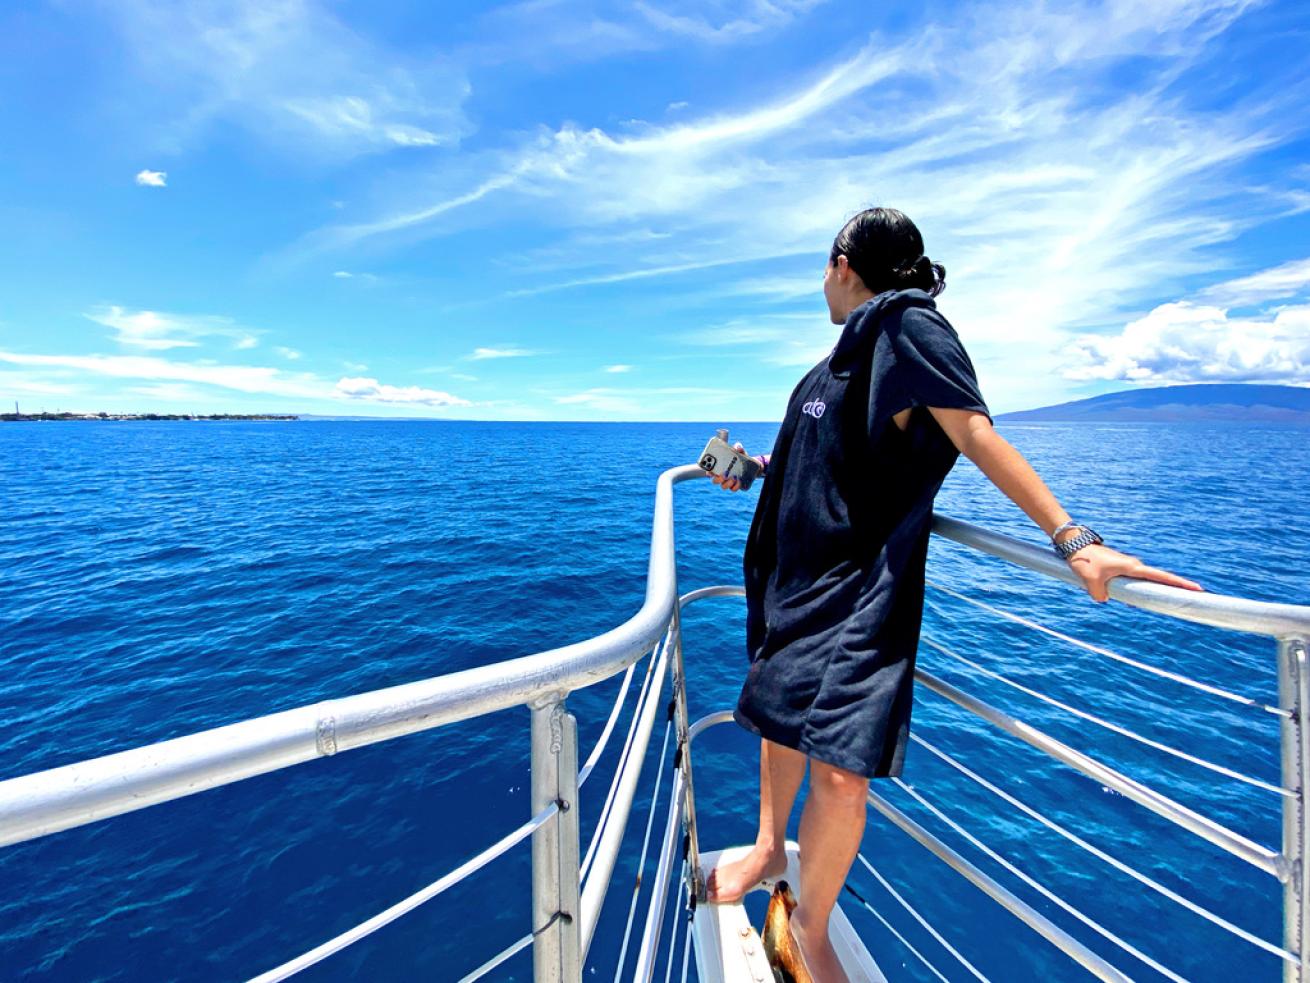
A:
711 442 758 492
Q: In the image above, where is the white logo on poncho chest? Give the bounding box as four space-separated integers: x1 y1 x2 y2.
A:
802 399 826 419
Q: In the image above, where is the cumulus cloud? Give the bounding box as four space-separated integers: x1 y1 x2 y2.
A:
85 306 262 351
135 169 167 187
1066 300 1310 384
334 376 469 406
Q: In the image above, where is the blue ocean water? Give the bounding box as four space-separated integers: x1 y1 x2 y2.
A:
1 420 1307 982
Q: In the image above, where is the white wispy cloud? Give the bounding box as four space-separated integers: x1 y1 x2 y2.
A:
301 0 1290 407
677 313 818 347
0 350 471 408
469 346 538 360
85 306 262 351
102 0 470 159
674 313 835 367
275 346 302 360
0 351 326 399
334 376 469 406
550 383 760 417
135 169 166 187
603 364 633 373
634 0 826 44
0 372 76 397
129 382 204 401
462 0 818 70
1199 257 1310 307
554 388 640 414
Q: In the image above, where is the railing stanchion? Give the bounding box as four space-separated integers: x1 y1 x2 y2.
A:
531 697 582 983
669 602 705 904
1280 637 1310 983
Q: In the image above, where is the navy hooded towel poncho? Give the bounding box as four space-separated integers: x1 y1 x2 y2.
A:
734 288 989 779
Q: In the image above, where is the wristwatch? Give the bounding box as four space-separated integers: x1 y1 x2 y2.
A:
1052 522 1104 559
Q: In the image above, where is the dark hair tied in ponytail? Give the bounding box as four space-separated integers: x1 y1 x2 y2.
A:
830 207 946 298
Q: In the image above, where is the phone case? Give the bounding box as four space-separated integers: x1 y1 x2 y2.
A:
698 429 762 490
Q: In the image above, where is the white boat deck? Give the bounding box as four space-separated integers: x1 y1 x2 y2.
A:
693 842 886 983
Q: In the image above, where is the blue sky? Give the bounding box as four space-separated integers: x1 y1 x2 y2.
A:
1 0 1308 420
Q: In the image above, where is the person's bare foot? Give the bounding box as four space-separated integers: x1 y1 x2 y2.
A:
791 907 849 983
704 843 787 904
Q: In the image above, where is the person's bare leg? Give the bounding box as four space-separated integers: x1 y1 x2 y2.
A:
791 759 868 982
705 738 806 903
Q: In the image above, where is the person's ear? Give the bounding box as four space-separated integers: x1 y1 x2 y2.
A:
834 254 850 279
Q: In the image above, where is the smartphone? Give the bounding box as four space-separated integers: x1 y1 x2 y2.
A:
698 429 763 490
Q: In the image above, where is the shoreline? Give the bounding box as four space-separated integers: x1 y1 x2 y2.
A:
1 412 299 422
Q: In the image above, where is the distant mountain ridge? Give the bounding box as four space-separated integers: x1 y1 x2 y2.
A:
996 384 1310 424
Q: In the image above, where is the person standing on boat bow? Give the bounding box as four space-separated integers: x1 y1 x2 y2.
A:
707 207 1203 983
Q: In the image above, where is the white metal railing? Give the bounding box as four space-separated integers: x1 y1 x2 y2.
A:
2 465 1308 983
661 512 1310 983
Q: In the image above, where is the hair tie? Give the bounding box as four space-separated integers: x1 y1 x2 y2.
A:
895 254 925 274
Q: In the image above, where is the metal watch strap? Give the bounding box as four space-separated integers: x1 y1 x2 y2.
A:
1053 526 1103 559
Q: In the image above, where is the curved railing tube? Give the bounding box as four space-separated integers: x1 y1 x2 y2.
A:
932 515 1310 638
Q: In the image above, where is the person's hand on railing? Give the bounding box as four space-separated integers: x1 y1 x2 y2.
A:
709 442 764 492
1065 543 1203 603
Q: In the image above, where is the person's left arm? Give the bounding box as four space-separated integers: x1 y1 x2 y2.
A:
926 407 1204 602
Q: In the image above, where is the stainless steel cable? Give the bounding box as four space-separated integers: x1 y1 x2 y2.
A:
678 879 692 983
926 579 1286 716
845 869 954 983
457 932 532 983
579 658 639 788
854 853 990 982
891 778 1187 983
912 733 1298 964
915 668 1283 878
458 910 568 982
922 635 1289 796
581 632 666 881
613 717 675 982
248 801 560 983
663 864 687 983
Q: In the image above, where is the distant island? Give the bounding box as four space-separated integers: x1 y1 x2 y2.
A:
996 383 1310 425
2 411 298 422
